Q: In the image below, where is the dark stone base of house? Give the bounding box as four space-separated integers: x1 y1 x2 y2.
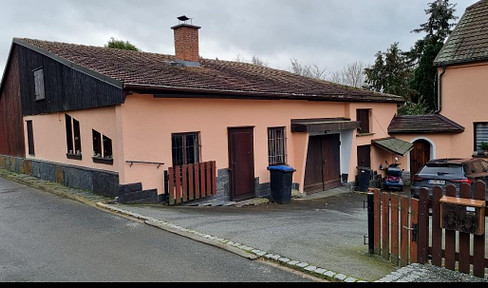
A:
0 155 119 198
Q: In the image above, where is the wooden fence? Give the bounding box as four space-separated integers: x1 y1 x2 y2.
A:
166 161 217 205
370 181 487 278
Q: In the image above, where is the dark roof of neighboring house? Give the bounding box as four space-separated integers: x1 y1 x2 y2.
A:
387 114 464 134
10 38 404 103
434 0 488 66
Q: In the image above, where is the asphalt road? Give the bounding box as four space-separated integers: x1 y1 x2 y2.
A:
0 178 315 282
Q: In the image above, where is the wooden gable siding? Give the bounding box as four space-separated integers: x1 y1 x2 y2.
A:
0 47 25 157
16 45 124 116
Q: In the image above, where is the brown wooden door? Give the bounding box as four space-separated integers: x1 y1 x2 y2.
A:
228 127 255 201
304 134 341 193
410 139 430 182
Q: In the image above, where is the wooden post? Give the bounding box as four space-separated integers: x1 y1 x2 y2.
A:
382 192 390 260
410 198 419 264
444 184 456 270
400 196 409 266
390 194 399 265
211 161 217 195
458 183 471 274
431 186 443 266
188 165 194 201
175 166 181 204
418 188 429 264
194 164 200 199
182 165 188 203
473 180 486 278
374 189 381 255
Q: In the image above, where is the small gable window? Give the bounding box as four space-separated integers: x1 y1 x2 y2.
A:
33 68 45 101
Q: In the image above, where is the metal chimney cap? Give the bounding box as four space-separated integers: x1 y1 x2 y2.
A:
177 15 190 21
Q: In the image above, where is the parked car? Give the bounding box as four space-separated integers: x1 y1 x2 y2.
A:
411 158 488 204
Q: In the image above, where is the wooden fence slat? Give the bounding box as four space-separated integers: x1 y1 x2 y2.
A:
200 162 205 198
458 183 471 274
168 167 175 205
444 184 457 270
188 165 194 201
390 194 399 265
473 180 486 278
374 189 381 255
206 161 211 197
194 164 200 199
431 186 443 266
211 161 217 195
410 198 419 264
400 196 409 266
182 165 188 203
418 188 430 264
175 166 181 204
382 192 390 260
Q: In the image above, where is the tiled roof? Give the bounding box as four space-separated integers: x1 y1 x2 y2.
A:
434 0 488 66
388 114 464 134
14 38 404 103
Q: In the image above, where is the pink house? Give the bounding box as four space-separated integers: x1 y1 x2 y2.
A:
389 0 488 182
0 17 406 204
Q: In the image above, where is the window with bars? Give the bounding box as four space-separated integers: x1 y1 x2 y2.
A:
65 114 82 159
474 122 488 152
172 132 200 166
268 127 287 165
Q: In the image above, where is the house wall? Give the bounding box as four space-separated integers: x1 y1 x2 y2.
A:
438 62 488 157
23 106 118 172
118 94 398 194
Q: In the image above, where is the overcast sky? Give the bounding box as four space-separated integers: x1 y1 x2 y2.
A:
0 0 476 78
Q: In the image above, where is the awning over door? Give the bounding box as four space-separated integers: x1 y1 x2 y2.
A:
291 118 360 133
372 137 414 156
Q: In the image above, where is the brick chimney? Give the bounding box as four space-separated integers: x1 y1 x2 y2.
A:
171 16 201 64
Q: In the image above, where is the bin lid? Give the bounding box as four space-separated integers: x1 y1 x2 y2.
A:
267 165 296 172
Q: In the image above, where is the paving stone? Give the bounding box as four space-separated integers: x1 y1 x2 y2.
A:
323 271 336 278
344 277 357 282
314 268 326 274
269 254 281 260
296 262 309 268
287 260 299 266
335 274 347 281
278 257 290 263
304 265 317 272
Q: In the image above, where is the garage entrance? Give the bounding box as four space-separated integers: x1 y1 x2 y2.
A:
304 134 341 193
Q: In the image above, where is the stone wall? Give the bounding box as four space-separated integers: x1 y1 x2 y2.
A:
0 154 119 198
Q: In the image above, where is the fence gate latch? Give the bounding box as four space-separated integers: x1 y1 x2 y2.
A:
403 223 418 242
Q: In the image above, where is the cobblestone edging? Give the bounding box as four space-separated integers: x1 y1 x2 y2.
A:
376 263 488 282
96 202 365 283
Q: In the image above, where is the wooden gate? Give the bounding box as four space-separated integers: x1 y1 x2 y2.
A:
166 161 217 205
370 181 487 278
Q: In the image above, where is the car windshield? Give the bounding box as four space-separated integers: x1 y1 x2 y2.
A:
419 165 463 176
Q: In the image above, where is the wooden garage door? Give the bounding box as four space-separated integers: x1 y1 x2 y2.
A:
304 134 341 193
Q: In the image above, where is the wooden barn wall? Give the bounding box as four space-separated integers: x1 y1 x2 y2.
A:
0 46 26 157
16 45 124 116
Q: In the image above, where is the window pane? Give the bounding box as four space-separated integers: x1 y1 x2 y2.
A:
26 120 35 156
65 114 73 153
34 68 45 100
185 134 199 165
172 135 184 166
73 119 81 154
475 123 488 151
103 135 112 158
92 130 101 157
356 109 370 134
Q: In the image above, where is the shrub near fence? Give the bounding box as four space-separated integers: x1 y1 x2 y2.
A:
369 181 487 278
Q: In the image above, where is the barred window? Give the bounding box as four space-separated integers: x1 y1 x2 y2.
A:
268 127 287 165
172 132 200 166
